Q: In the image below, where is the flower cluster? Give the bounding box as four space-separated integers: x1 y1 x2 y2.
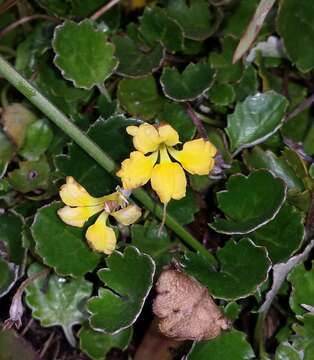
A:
117 123 217 204
58 177 141 254
58 123 216 254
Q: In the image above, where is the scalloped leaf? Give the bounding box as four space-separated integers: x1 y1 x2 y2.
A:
182 238 271 300
79 324 132 360
187 329 255 359
53 20 118 89
226 91 288 153
88 246 155 333
0 258 18 297
167 189 199 225
160 61 215 101
210 170 286 235
112 35 164 78
117 75 163 120
31 202 101 277
277 0 314 73
275 342 301 360
139 6 184 53
166 0 215 41
292 314 314 359
250 203 304 263
56 115 139 196
243 146 305 191
288 262 314 316
25 262 93 346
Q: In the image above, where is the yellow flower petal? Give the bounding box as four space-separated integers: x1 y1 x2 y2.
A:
151 162 186 204
111 204 142 225
127 123 160 153
59 176 106 207
117 151 157 190
169 139 217 175
158 124 180 146
86 212 116 254
57 204 103 227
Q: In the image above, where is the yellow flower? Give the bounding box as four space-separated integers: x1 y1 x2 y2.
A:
117 123 217 204
58 177 141 254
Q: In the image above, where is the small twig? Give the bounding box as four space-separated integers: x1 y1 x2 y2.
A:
0 15 59 39
21 318 34 336
39 331 55 359
286 93 314 122
0 0 18 16
90 0 121 21
185 103 208 139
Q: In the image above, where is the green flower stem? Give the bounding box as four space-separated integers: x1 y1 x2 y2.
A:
0 56 215 263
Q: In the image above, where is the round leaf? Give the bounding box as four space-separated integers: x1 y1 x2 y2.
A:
112 35 164 78
25 262 93 346
250 203 304 263
79 324 132 360
53 20 118 89
31 202 101 277
210 170 286 235
187 329 255 360
160 61 215 101
0 258 18 297
277 0 314 73
182 238 271 300
226 91 288 154
288 262 314 316
88 246 155 334
117 75 163 120
166 0 215 41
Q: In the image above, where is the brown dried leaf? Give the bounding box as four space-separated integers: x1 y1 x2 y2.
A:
153 270 231 341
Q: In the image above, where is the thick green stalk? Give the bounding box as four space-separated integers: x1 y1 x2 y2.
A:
0 56 214 263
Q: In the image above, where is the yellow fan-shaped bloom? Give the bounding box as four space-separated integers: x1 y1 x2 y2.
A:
57 177 141 254
117 123 217 204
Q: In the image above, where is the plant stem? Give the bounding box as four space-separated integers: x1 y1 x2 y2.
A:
0 56 215 264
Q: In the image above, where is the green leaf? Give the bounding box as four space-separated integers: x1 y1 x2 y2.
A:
288 262 314 316
0 329 38 360
35 64 92 115
182 238 271 300
139 6 184 53
243 147 305 191
160 61 214 101
210 170 286 235
226 91 288 153
166 0 215 41
112 35 164 78
159 102 196 142
31 202 101 277
117 75 163 120
277 0 314 73
8 157 51 193
187 329 255 359
209 83 236 106
25 262 93 346
293 314 314 360
167 189 199 225
131 221 173 269
275 342 302 360
56 115 139 196
18 120 53 161
0 258 18 297
0 211 24 265
88 246 155 333
250 203 304 263
0 131 14 178
209 37 243 83
35 0 71 16
79 324 132 360
53 20 118 89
